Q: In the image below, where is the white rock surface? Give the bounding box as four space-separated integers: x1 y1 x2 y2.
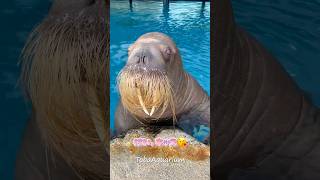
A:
110 128 210 180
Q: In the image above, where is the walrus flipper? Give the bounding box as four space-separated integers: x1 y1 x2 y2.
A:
114 102 142 137
178 102 210 143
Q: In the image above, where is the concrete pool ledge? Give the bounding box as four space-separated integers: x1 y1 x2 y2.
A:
110 128 210 180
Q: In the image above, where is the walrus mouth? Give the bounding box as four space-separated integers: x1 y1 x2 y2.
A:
117 65 176 119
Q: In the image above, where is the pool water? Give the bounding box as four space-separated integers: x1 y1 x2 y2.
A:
233 0 320 106
110 0 211 130
0 1 50 179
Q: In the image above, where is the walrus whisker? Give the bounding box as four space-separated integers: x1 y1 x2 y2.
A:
117 66 176 120
20 11 109 178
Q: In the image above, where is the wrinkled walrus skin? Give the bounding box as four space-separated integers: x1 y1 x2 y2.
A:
213 1 320 180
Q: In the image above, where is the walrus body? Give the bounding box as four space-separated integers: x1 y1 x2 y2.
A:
16 0 109 179
114 32 210 142
15 117 80 180
214 1 320 179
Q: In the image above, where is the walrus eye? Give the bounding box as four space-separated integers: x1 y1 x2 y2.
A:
163 47 172 62
164 47 171 56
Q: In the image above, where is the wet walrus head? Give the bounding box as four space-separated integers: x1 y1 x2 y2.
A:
118 32 186 121
20 0 109 179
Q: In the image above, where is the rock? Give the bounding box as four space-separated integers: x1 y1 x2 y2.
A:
110 128 210 180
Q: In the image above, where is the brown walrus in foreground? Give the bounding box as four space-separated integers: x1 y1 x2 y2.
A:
15 0 109 179
214 1 320 180
114 32 210 142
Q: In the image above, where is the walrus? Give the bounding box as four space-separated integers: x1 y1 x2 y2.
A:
114 32 210 142
214 1 320 179
15 0 109 179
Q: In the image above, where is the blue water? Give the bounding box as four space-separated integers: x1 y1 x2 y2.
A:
110 0 211 130
233 0 320 106
0 1 51 180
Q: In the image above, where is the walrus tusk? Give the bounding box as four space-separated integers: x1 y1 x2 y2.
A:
150 106 156 116
149 93 157 116
137 89 150 115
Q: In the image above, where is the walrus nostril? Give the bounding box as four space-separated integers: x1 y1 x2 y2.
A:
142 56 146 64
134 54 147 64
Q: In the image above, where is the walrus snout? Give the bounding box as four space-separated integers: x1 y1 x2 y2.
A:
124 32 183 75
127 46 166 71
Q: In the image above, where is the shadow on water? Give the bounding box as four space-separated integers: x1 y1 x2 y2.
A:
162 2 170 30
200 1 205 18
129 0 133 12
